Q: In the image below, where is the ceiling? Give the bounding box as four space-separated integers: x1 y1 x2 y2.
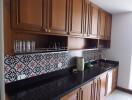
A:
90 0 132 14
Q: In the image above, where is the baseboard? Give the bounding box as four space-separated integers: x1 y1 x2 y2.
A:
117 86 132 94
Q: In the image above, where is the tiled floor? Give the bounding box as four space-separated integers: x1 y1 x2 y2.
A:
106 90 132 100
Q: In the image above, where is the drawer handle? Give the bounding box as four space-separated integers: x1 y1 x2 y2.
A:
48 29 51 32
45 29 48 32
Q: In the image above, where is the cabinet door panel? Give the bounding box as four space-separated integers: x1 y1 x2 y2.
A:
99 73 107 100
11 0 44 32
90 4 99 38
48 0 68 34
84 0 90 37
60 89 79 100
94 79 99 100
19 0 42 25
105 14 112 40
107 71 113 95
81 81 93 100
69 0 83 36
112 68 118 91
99 11 106 39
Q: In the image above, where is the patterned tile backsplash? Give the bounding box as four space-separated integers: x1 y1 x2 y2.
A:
4 50 100 83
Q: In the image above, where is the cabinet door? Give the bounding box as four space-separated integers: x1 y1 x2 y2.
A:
11 0 45 32
60 89 79 100
112 68 118 91
47 0 68 34
69 0 84 36
90 4 99 38
5 95 10 100
93 79 99 100
105 14 112 40
99 10 106 39
83 0 90 37
81 81 93 100
98 73 107 100
107 70 113 95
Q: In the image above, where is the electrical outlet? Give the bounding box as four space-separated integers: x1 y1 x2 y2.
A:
17 74 26 80
58 62 62 68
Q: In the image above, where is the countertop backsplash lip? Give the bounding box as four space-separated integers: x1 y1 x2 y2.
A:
4 50 100 83
99 59 119 66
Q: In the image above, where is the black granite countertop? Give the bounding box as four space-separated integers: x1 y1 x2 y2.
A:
5 60 119 100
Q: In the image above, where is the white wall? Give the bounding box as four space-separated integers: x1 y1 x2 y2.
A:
0 0 5 100
104 12 132 89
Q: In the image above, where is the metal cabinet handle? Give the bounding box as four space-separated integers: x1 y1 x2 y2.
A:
80 88 83 100
48 29 51 32
45 29 48 32
77 91 79 100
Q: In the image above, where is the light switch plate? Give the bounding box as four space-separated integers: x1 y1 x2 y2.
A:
58 62 62 68
17 74 26 80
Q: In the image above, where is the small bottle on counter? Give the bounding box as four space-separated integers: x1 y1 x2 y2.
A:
77 57 84 71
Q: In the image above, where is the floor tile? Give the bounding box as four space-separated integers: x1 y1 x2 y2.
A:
106 90 132 100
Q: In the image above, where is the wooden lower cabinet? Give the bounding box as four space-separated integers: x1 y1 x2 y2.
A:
106 70 113 95
106 67 118 95
98 73 107 100
5 95 10 100
91 73 107 100
60 88 80 100
93 79 99 100
60 82 93 100
112 67 118 91
81 81 93 100
60 82 94 100
60 68 118 100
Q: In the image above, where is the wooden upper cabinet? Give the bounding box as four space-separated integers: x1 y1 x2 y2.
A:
68 0 84 36
90 4 99 38
81 81 93 100
47 0 68 34
11 0 44 32
60 88 79 100
83 0 90 37
105 13 112 40
10 0 112 38
99 10 106 39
